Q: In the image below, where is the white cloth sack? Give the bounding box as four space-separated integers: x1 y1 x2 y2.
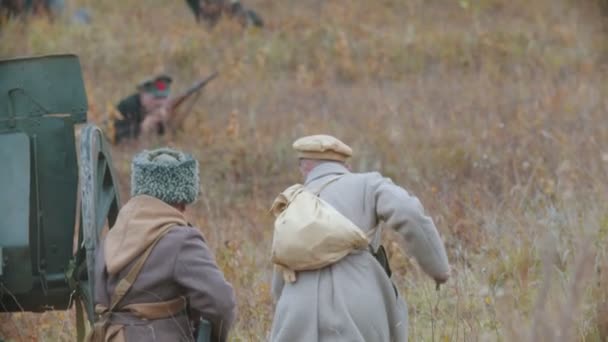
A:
270 178 372 282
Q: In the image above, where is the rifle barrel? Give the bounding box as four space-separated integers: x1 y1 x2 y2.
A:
169 72 219 111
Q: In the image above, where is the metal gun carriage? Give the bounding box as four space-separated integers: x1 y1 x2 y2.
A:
0 54 121 339
0 55 211 342
0 54 210 341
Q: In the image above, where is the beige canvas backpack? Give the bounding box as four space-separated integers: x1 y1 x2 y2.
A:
270 176 374 282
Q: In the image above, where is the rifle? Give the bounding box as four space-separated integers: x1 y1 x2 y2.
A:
163 71 219 132
196 319 212 342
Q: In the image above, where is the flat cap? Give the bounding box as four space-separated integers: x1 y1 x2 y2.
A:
292 134 352 162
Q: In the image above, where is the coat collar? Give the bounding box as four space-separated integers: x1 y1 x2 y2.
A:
305 162 350 185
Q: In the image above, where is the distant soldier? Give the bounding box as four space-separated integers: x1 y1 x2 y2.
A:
270 134 451 341
111 74 172 144
185 0 263 28
109 72 218 144
1 0 63 20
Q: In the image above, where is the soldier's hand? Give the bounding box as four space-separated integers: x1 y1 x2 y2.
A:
159 106 170 123
141 113 163 134
434 271 449 290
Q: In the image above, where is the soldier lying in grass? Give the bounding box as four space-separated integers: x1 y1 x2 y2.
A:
111 75 173 144
110 73 217 144
185 0 263 28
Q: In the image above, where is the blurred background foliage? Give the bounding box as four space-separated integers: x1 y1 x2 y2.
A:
1 0 608 340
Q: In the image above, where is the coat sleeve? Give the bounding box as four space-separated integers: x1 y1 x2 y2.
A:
115 94 141 122
370 173 450 282
113 95 141 143
173 230 237 342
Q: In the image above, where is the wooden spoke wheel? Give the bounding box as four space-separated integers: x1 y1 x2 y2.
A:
75 124 121 323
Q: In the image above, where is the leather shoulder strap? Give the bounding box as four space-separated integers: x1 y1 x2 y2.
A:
109 228 173 310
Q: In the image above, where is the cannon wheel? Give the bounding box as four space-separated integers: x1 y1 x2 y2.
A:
76 124 122 329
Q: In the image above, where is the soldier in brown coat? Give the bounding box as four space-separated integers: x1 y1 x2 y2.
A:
94 148 236 341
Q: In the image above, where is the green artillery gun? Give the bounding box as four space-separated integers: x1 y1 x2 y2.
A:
0 54 211 342
0 54 120 339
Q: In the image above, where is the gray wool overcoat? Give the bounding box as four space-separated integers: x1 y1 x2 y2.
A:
270 162 450 342
95 226 236 341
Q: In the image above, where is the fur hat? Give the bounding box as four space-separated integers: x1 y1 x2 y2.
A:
131 148 199 205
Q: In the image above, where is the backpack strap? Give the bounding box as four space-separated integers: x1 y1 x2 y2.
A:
89 228 178 342
109 227 173 310
313 174 346 196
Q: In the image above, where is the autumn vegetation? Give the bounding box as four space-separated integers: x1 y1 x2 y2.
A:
1 0 608 340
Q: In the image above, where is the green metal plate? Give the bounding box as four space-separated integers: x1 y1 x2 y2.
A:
0 132 33 293
0 117 78 297
0 54 87 128
0 133 30 246
0 54 89 310
0 246 33 294
28 116 79 277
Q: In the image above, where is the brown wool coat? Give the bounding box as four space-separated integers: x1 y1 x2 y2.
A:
94 197 236 342
270 162 450 342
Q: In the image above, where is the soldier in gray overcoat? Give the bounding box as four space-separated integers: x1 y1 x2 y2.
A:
270 134 451 342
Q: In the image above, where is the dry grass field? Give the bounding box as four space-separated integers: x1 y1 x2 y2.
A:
1 0 608 340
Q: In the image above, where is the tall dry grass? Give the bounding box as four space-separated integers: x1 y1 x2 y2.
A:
1 0 608 340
